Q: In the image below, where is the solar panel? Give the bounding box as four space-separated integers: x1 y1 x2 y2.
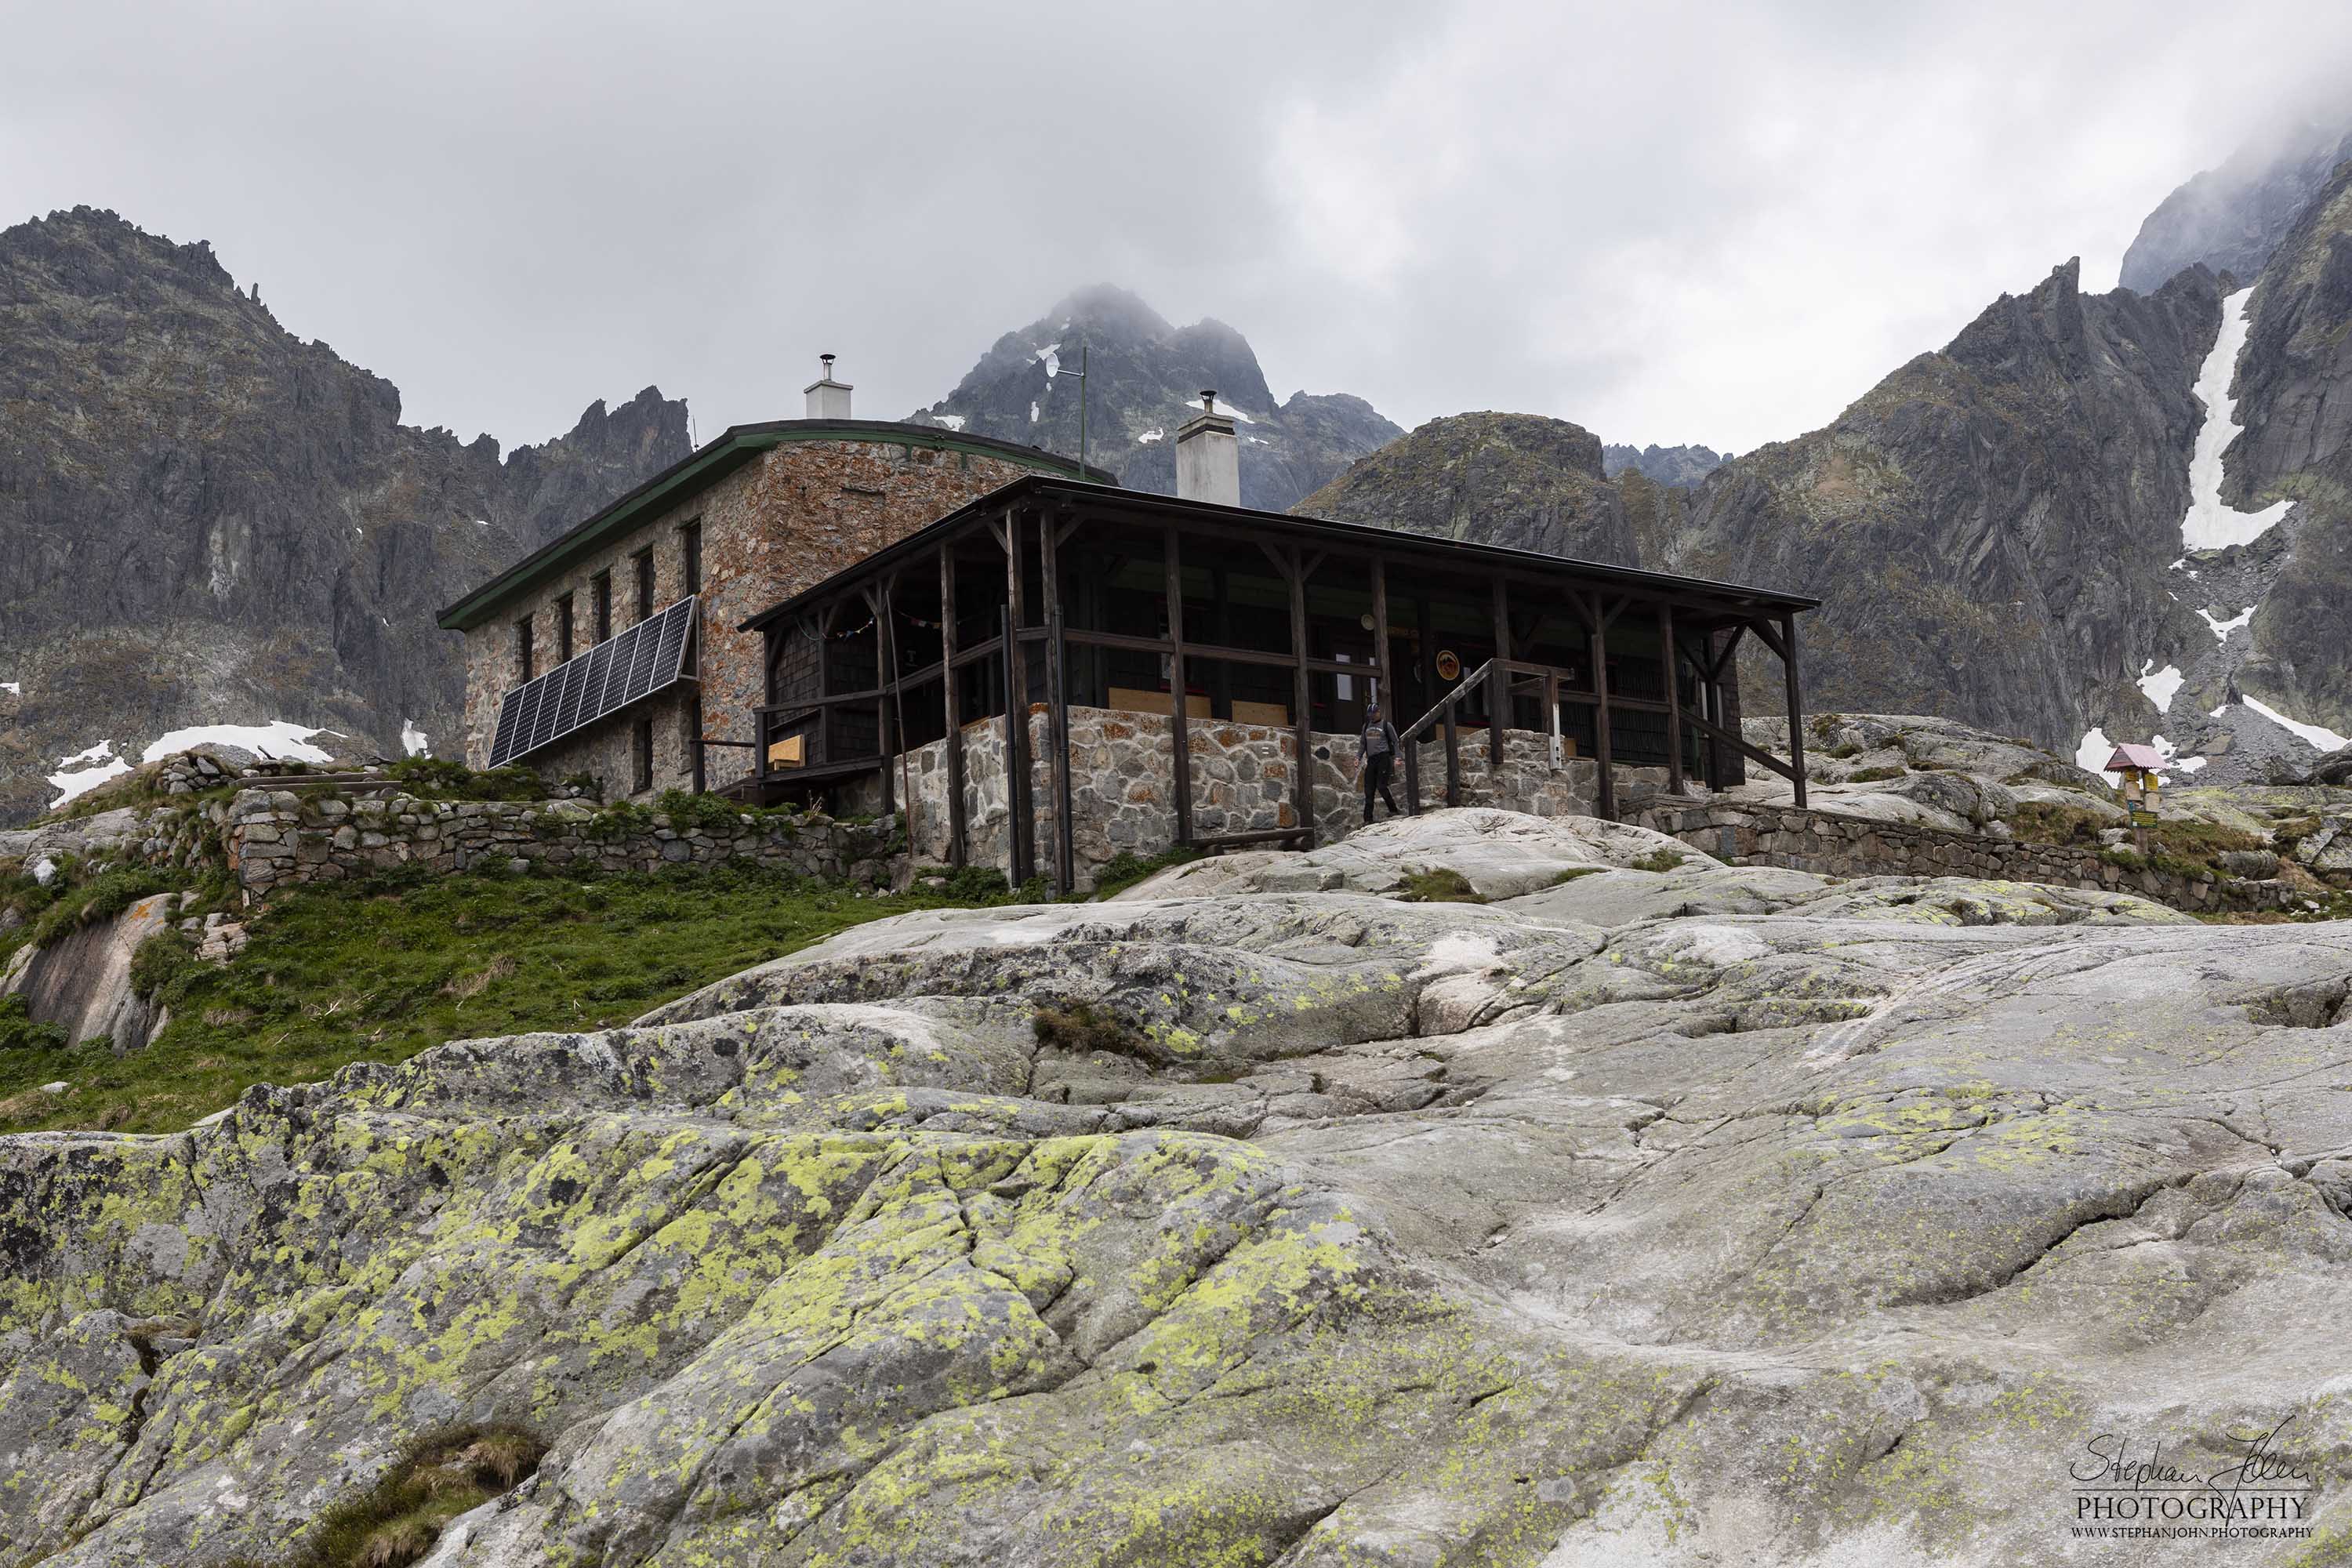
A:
487 596 698 768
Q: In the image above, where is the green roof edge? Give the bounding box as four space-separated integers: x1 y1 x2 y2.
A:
436 419 1112 632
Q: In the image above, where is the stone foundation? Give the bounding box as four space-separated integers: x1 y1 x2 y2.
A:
1634 798 2297 914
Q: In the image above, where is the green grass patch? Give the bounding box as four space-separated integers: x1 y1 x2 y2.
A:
281 1424 546 1568
1630 848 1688 873
1845 764 1907 783
1399 867 1486 903
2009 800 2113 848
382 756 549 802
1087 846 1204 900
0 862 996 1136
1031 1000 1153 1059
1550 866 1606 885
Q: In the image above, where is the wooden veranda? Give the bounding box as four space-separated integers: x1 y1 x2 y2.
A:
733 476 1820 894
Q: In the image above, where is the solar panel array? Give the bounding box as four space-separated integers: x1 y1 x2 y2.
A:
488 596 697 768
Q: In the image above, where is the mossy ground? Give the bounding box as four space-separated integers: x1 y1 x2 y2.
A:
0 863 997 1137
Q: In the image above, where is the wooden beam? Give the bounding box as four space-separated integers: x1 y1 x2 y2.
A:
1443 702 1461 808
1661 601 1684 797
1490 576 1509 768
1370 554 1391 715
1781 609 1808 809
1589 592 1616 818
1165 525 1192 846
1288 545 1314 847
1042 527 1074 895
940 545 965 868
1001 602 1030 887
1679 705 1801 787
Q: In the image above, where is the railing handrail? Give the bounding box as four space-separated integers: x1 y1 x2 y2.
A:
1397 657 1498 743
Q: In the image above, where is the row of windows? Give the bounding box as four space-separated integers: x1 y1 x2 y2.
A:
516 520 701 682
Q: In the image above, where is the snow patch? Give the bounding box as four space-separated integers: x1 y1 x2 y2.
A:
1136 426 1164 445
1203 394 1257 424
1029 401 1040 424
141 720 341 764
474 518 491 528
48 742 129 808
1 681 17 697
932 414 966 433
2196 604 2256 641
2074 727 2117 779
2180 289 2293 550
2136 662 2184 713
2238 695 2351 754
401 720 430 757
2177 755 2209 773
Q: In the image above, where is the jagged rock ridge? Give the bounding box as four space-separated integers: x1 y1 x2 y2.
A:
0 208 691 824
909 284 1401 511
1601 441 1726 488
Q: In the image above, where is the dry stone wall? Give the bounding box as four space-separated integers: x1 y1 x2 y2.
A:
223 789 899 905
1634 797 2296 913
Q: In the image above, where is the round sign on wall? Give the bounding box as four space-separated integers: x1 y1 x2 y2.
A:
1435 649 1461 681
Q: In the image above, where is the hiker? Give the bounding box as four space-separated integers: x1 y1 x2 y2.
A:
1359 702 1402 822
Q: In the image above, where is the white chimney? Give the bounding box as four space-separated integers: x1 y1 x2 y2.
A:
1174 389 1240 506
804 353 853 419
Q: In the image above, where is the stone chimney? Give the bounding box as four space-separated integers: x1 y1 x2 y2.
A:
1174 390 1239 506
804 354 853 419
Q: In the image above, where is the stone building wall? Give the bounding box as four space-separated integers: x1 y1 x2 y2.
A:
457 432 1076 798
885 705 1649 891
223 789 899 905
1633 798 2296 913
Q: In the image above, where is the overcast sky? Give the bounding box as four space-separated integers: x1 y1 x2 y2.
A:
6 1 2350 459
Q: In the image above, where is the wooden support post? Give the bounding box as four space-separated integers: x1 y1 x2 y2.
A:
940 546 966 867
1287 547 1314 846
1001 604 1030 887
1545 670 1561 767
1781 610 1807 809
1041 519 1074 896
1163 526 1194 847
1660 601 1685 797
1443 702 1461 808
1370 556 1391 711
873 584 895 821
1590 595 1616 819
1490 577 1509 768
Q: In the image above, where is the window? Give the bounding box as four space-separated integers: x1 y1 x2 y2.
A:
555 593 575 663
592 571 612 642
516 615 534 682
633 549 656 622
680 520 702 596
632 717 654 793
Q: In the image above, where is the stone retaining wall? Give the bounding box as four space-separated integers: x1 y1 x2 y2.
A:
223 789 900 905
1633 798 2296 913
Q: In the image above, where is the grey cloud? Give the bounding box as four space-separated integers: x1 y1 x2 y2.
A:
5 0 2349 460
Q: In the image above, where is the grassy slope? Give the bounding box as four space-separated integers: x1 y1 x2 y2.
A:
0 864 985 1136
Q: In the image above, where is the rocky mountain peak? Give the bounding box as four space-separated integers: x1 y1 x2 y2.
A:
1294 411 1637 563
911 286 1399 512
0 208 690 823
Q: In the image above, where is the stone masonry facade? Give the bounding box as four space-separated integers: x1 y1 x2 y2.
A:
457 431 1079 801
1633 798 2296 913
883 705 1655 891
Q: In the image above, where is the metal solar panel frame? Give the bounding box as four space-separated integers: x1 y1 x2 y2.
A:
486 596 698 768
